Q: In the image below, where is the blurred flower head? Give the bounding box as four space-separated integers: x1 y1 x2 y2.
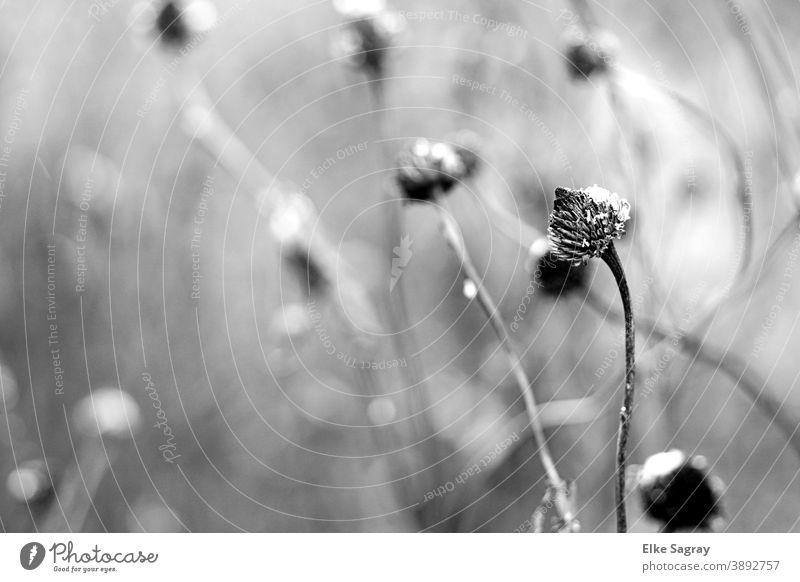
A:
72 387 143 439
332 0 404 77
547 185 630 265
131 0 218 51
6 459 53 505
562 25 619 80
637 449 723 532
395 137 477 202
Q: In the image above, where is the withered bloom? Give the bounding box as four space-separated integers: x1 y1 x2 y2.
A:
153 0 217 49
638 450 723 533
547 185 630 266
562 26 618 80
333 0 403 77
548 184 635 532
395 138 467 202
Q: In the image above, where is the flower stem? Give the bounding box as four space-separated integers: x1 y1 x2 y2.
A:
601 243 635 533
433 195 575 530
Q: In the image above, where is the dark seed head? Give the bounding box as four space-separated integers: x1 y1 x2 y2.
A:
153 0 217 49
395 138 467 202
562 26 618 80
333 1 403 77
547 185 630 265
155 2 188 47
638 450 723 532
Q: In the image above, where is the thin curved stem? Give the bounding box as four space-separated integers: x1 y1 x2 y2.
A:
601 243 635 533
432 194 576 530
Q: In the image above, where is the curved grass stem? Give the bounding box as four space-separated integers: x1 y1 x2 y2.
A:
432 194 576 531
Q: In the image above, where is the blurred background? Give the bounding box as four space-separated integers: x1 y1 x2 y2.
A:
0 0 799 532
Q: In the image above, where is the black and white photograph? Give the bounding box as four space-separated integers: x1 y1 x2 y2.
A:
1 0 800 578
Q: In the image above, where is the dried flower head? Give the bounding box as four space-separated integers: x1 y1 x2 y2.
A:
395 138 472 202
151 0 217 49
333 0 404 77
562 26 619 80
72 387 143 439
547 185 630 265
638 450 723 532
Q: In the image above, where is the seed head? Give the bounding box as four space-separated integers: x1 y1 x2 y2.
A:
637 450 723 532
562 26 618 80
333 0 403 77
395 137 475 202
152 0 217 49
547 185 630 265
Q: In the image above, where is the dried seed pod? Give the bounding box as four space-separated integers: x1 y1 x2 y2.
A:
638 450 723 532
395 138 467 202
152 0 217 49
333 0 403 77
547 185 631 266
562 26 619 80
